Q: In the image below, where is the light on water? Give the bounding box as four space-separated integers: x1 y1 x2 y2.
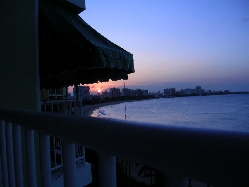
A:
93 94 249 131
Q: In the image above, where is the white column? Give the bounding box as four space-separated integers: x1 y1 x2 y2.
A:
62 142 76 187
25 129 37 187
0 120 9 187
39 134 51 187
5 122 16 187
13 125 24 187
163 174 188 187
98 153 116 187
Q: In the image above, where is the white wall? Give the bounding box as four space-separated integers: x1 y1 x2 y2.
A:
0 0 40 111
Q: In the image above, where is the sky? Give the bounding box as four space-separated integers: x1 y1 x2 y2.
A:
72 0 249 94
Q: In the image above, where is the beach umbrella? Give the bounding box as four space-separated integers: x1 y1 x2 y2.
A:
39 0 135 89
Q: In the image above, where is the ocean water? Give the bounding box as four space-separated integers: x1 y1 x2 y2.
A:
92 94 249 131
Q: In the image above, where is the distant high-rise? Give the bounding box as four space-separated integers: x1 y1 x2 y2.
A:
164 88 176 97
73 86 90 100
110 87 121 98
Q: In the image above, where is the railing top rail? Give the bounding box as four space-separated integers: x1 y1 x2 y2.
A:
1 107 249 186
40 99 77 104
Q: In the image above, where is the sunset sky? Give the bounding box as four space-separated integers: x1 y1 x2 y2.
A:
70 0 249 94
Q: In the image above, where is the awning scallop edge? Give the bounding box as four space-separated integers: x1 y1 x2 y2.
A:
39 0 135 89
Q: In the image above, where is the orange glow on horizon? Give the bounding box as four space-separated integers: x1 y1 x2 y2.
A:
68 80 129 94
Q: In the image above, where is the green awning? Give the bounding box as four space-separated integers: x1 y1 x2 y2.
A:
39 0 135 89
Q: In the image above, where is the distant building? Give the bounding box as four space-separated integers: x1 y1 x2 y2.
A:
110 87 120 98
181 86 205 96
73 86 90 100
195 86 205 95
130 89 137 97
181 88 193 95
121 88 131 97
224 90 230 94
102 90 111 99
40 87 67 100
164 88 176 97
142 90 148 96
136 89 142 97
206 90 213 95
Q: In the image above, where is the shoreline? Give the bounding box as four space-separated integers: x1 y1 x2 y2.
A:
81 99 149 117
82 101 124 117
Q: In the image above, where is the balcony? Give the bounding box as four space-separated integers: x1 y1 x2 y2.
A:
1 0 248 186
1 99 249 187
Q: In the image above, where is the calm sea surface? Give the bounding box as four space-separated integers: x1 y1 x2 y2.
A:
92 94 249 131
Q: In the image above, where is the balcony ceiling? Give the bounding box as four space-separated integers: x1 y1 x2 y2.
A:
39 0 135 89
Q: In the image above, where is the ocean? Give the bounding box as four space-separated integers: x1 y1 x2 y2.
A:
92 94 249 131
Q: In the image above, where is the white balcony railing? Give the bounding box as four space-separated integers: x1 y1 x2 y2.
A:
1 107 249 187
41 100 85 173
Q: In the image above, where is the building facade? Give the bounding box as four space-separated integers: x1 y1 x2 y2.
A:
40 87 68 101
164 88 176 97
73 86 90 100
110 87 121 98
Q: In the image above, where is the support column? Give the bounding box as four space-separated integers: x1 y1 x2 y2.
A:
25 130 37 187
98 153 116 187
0 0 40 186
62 142 76 187
39 134 51 187
163 174 188 187
0 120 9 187
5 122 16 187
13 125 24 187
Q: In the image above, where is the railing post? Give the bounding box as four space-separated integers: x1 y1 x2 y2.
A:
0 120 9 187
62 142 76 187
5 122 16 187
98 153 116 187
39 134 52 187
25 129 37 187
163 174 188 187
13 125 24 187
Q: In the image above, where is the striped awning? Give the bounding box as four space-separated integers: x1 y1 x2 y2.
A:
39 0 134 89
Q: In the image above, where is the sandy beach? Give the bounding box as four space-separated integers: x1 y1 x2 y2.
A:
81 98 157 117
81 101 124 116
